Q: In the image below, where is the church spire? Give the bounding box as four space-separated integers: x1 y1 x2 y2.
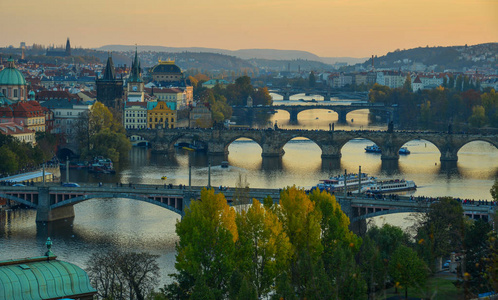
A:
103 53 116 81
129 47 143 83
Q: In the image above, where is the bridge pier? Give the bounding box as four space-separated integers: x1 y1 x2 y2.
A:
337 110 348 123
283 92 291 101
440 150 458 162
36 187 75 222
321 145 342 159
323 93 331 101
289 109 299 122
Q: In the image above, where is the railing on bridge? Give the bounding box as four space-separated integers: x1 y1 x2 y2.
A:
1 183 495 225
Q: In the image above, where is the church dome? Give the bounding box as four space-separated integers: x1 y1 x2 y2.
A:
150 60 182 74
0 59 27 86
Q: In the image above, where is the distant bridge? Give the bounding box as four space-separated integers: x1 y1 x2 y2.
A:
236 103 395 123
126 128 498 163
267 88 368 101
0 184 493 224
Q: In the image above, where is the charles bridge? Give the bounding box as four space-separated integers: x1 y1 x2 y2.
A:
127 128 498 163
0 183 493 225
235 102 396 123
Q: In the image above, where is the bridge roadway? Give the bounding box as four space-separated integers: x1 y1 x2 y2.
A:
267 88 368 101
0 183 493 224
127 128 498 163
234 103 395 123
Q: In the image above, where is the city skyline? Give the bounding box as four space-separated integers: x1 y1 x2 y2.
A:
1 0 497 58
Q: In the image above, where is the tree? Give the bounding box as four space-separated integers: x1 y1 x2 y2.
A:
388 245 428 299
403 75 412 91
235 199 292 298
86 250 160 300
310 189 365 299
0 145 18 173
468 105 487 128
168 188 238 299
415 197 464 270
462 219 493 296
276 187 324 298
75 101 130 161
309 72 316 88
491 179 498 203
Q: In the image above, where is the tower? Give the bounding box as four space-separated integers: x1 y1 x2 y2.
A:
96 54 123 108
65 38 71 56
126 48 144 102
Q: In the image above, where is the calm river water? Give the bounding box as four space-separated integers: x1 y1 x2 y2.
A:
1 95 497 286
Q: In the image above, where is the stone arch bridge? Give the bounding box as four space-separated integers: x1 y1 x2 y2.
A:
236 103 396 123
127 128 498 162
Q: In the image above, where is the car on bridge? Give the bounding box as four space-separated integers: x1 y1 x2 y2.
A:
62 182 81 187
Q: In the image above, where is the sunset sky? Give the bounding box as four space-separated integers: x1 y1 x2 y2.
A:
2 0 497 58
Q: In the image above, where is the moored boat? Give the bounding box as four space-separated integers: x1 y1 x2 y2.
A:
365 145 410 155
361 178 417 194
314 173 376 192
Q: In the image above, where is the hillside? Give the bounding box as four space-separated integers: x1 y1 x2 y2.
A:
360 43 497 72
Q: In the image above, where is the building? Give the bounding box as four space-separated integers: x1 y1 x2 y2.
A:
150 87 185 110
46 38 71 57
125 49 145 102
39 98 93 137
0 58 27 102
10 100 46 132
150 60 184 83
0 122 35 144
124 101 147 129
147 101 176 129
0 238 97 300
189 104 212 128
202 79 231 89
96 55 124 109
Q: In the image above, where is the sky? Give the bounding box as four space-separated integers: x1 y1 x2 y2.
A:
1 0 497 58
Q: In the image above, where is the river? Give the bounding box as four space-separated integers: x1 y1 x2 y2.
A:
1 94 497 287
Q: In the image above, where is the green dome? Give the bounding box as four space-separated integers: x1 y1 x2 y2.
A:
0 59 27 86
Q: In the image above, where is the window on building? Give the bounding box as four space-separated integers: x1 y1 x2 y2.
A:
13 89 17 98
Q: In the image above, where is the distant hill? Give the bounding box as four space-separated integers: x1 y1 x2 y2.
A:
359 43 498 72
97 45 367 66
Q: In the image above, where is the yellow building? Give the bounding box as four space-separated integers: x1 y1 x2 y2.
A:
147 101 176 129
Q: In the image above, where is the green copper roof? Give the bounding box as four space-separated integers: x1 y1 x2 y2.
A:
0 59 27 86
0 256 97 300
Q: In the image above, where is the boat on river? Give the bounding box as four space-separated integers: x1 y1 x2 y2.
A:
365 145 410 155
314 173 376 192
361 178 417 194
88 157 115 174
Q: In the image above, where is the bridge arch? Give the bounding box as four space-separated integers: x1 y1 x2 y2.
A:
280 136 323 161
50 193 184 215
457 137 498 151
351 207 418 223
225 136 263 156
0 193 37 208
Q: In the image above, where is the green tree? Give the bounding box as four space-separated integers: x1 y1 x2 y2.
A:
481 89 498 127
75 101 130 161
491 179 498 202
0 145 19 173
169 188 238 299
310 189 365 299
309 72 316 88
388 245 428 299
415 197 464 270
403 75 412 91
235 200 292 298
462 219 493 296
468 105 487 128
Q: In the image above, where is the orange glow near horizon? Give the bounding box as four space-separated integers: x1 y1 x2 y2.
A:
1 0 497 57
